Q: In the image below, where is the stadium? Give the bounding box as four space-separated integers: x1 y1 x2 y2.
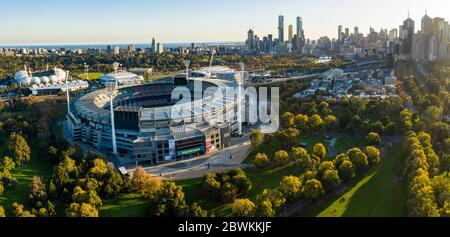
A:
66 74 243 166
13 67 89 95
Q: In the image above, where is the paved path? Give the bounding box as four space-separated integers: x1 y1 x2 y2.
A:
129 134 253 181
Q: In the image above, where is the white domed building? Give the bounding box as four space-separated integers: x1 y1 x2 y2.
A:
13 67 89 96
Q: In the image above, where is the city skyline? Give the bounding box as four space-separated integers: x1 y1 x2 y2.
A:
1 0 450 45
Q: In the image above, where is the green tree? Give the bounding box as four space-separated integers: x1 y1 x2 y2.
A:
278 176 302 200
29 176 47 205
313 143 327 160
308 114 324 130
66 203 99 217
303 179 325 201
231 199 255 217
366 132 381 146
425 106 441 123
281 112 295 128
365 146 381 166
321 169 341 191
333 153 350 168
1 156 15 173
148 182 190 217
254 153 270 169
274 150 290 166
338 160 356 181
7 132 31 166
294 114 309 130
0 206 5 217
250 129 264 148
187 203 208 217
255 200 275 217
347 148 369 172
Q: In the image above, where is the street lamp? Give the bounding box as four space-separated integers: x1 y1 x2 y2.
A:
105 81 118 157
183 60 190 78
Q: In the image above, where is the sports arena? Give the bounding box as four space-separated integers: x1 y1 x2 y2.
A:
66 75 243 165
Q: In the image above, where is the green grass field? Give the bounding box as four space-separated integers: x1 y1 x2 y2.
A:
0 143 54 216
100 193 149 217
334 137 366 152
77 73 103 81
296 143 407 217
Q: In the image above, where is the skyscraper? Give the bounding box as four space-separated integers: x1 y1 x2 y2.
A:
296 17 304 40
268 34 273 52
338 25 343 43
278 15 285 43
246 29 255 52
421 13 433 59
399 17 415 59
151 38 156 53
288 25 293 42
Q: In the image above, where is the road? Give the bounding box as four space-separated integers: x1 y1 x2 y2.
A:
250 73 323 86
128 133 253 181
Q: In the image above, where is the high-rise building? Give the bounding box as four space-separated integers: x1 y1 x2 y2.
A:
296 17 304 40
345 28 350 38
113 46 120 55
246 29 255 52
412 31 426 61
278 15 285 43
399 17 415 59
421 13 433 59
288 25 294 42
338 25 343 43
151 38 157 53
268 34 273 52
354 26 359 42
156 43 164 54
106 45 112 54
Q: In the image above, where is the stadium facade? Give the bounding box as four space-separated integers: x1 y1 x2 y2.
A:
66 75 243 165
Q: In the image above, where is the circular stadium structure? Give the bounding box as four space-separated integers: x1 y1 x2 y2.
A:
66 76 242 165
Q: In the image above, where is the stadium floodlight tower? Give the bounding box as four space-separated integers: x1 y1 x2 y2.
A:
84 63 89 80
105 81 118 157
112 61 120 87
65 70 71 113
183 60 190 78
235 62 246 136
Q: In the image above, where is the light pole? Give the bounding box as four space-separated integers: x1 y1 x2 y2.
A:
236 62 246 136
113 61 120 87
106 81 118 157
65 70 70 113
184 60 190 79
84 63 89 81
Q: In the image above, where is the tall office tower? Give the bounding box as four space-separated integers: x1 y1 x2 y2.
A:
354 27 359 41
296 17 304 40
399 16 415 59
412 31 426 61
151 38 157 53
106 45 112 54
246 29 255 52
156 43 164 54
421 13 433 59
345 28 350 38
278 15 285 43
437 20 449 59
268 34 273 52
288 25 294 42
389 29 398 41
338 25 343 43
113 46 120 55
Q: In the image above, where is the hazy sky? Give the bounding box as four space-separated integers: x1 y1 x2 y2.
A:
1 0 449 45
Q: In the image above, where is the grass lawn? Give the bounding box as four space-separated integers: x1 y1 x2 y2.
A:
76 73 103 81
176 164 299 217
100 193 150 217
296 143 407 217
334 136 366 152
145 74 172 82
0 143 54 216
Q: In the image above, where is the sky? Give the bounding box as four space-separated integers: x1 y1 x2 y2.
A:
0 0 449 45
